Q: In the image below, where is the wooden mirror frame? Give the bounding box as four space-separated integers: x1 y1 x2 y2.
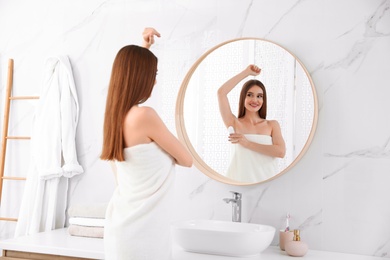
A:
175 37 318 185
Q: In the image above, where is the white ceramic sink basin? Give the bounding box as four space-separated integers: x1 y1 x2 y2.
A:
171 219 275 257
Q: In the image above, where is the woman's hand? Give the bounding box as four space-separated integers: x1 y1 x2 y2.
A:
228 133 249 146
142 27 161 49
245 64 261 76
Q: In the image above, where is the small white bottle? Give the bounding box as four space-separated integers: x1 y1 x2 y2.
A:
227 126 235 134
285 229 308 257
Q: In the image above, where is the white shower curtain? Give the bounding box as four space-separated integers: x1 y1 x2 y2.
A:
15 55 83 237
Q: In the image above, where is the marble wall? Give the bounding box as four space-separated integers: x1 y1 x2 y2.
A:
0 0 389 258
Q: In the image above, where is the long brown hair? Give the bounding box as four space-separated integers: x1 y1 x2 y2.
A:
237 79 267 119
100 45 158 161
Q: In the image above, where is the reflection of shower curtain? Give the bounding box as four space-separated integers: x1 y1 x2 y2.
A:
15 56 83 237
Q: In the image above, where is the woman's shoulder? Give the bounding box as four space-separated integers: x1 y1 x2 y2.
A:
125 106 158 123
267 119 281 128
129 105 157 116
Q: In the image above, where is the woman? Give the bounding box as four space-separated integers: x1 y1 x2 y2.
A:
217 65 285 183
101 28 192 260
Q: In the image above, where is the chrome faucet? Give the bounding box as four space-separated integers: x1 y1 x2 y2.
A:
223 191 242 222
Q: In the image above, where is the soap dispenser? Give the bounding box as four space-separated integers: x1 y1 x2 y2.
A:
285 229 308 257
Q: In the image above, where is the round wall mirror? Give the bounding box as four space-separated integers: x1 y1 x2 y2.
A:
176 38 318 185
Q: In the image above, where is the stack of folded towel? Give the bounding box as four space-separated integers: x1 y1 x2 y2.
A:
67 203 107 239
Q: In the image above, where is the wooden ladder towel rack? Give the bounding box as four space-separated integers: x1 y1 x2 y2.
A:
0 59 39 222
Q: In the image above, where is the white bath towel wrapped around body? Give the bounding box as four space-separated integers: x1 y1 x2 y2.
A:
104 142 175 260
226 134 278 183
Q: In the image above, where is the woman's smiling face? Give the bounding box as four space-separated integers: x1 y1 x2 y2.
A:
244 85 263 113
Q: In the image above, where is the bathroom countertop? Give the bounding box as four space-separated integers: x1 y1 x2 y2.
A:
173 245 384 260
0 228 103 259
0 228 384 260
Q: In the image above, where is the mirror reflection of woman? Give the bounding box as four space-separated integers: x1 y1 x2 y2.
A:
217 65 286 183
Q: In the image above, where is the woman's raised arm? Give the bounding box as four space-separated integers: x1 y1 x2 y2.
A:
217 65 261 128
